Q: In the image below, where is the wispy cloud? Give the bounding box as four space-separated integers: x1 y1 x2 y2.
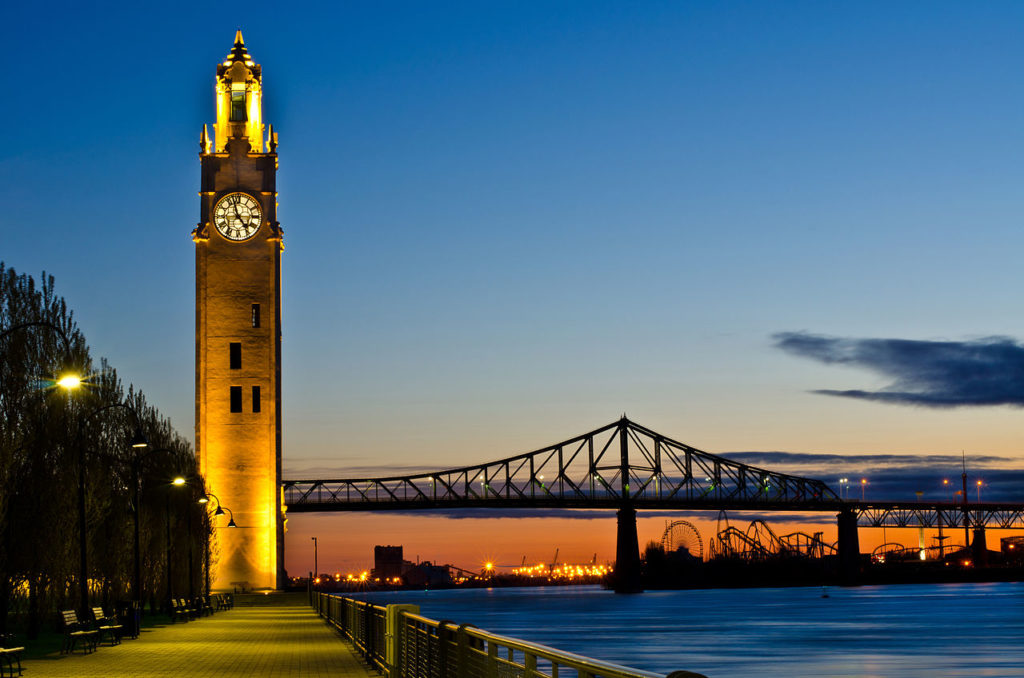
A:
774 332 1024 407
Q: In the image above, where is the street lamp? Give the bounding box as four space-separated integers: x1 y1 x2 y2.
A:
128 445 205 623
198 493 237 594
861 478 867 502
311 537 318 588
0 320 83 388
976 479 983 502
166 476 188 605
838 478 848 500
78 402 148 617
200 494 237 526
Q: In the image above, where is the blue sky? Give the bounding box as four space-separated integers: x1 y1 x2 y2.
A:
4 1 1024 569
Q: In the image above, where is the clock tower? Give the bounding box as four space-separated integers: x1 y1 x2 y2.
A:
193 31 283 591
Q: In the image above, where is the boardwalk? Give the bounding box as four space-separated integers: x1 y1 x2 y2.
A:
22 595 374 678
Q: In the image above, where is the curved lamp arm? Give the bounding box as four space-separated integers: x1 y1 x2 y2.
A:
0 320 82 388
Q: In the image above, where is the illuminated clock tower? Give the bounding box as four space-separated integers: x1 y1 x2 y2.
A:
193 31 283 591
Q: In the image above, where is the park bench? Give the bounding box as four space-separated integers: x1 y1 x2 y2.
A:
60 610 99 654
197 596 214 616
181 598 200 620
216 593 234 610
169 598 192 623
91 606 123 646
0 633 23 677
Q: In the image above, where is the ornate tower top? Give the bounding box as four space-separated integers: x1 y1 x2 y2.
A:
212 30 266 153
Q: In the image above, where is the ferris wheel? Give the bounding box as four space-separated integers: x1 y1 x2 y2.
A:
660 520 704 560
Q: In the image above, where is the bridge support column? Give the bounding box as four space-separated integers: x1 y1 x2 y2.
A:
613 504 643 594
837 508 860 585
971 527 988 567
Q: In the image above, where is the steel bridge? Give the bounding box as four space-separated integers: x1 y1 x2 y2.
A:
283 417 839 512
856 503 1024 530
282 417 1024 591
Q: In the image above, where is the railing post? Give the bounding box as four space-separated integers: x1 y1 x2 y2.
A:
386 604 419 678
456 624 472 678
364 604 373 658
486 639 498 678
525 653 537 678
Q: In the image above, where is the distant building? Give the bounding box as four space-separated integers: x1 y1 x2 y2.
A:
402 561 453 587
374 545 404 580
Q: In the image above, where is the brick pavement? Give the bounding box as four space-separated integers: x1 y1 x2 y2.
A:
21 597 376 677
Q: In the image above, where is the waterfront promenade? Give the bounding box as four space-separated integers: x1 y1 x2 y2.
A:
21 594 373 678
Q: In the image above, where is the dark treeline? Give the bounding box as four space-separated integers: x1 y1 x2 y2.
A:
0 263 211 637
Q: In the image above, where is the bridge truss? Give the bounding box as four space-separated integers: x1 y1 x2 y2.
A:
283 417 839 512
856 503 1024 530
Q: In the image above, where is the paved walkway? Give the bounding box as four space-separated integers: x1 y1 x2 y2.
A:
22 598 375 677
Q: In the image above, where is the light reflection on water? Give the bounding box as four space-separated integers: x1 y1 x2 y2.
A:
357 582 1024 677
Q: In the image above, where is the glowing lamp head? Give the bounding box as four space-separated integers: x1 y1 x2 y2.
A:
198 496 209 504
57 373 82 390
485 562 494 571
172 477 186 486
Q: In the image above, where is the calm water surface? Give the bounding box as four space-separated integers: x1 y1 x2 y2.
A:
356 583 1024 678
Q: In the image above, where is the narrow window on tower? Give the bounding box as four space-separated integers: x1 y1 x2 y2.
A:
229 342 241 369
230 386 242 413
252 385 261 413
230 88 247 122
251 303 261 328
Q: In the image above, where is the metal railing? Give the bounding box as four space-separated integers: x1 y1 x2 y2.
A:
317 593 389 673
314 593 706 678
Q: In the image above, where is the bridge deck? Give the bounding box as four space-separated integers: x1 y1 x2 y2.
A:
22 594 373 678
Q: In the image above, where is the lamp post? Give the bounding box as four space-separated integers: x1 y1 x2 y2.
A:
77 402 147 616
166 476 186 605
197 493 236 595
312 537 318 588
130 446 194 617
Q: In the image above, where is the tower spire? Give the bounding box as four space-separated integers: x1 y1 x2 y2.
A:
223 29 255 67
214 30 264 152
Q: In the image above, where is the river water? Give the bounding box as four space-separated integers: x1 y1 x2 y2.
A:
354 583 1024 677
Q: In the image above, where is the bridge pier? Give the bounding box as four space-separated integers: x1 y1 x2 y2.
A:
972 527 988 566
837 508 860 585
613 504 643 594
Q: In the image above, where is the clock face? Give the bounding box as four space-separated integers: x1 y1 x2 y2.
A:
214 192 263 241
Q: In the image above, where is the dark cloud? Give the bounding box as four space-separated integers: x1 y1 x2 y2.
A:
723 451 1024 504
773 332 1024 407
726 451 1013 468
